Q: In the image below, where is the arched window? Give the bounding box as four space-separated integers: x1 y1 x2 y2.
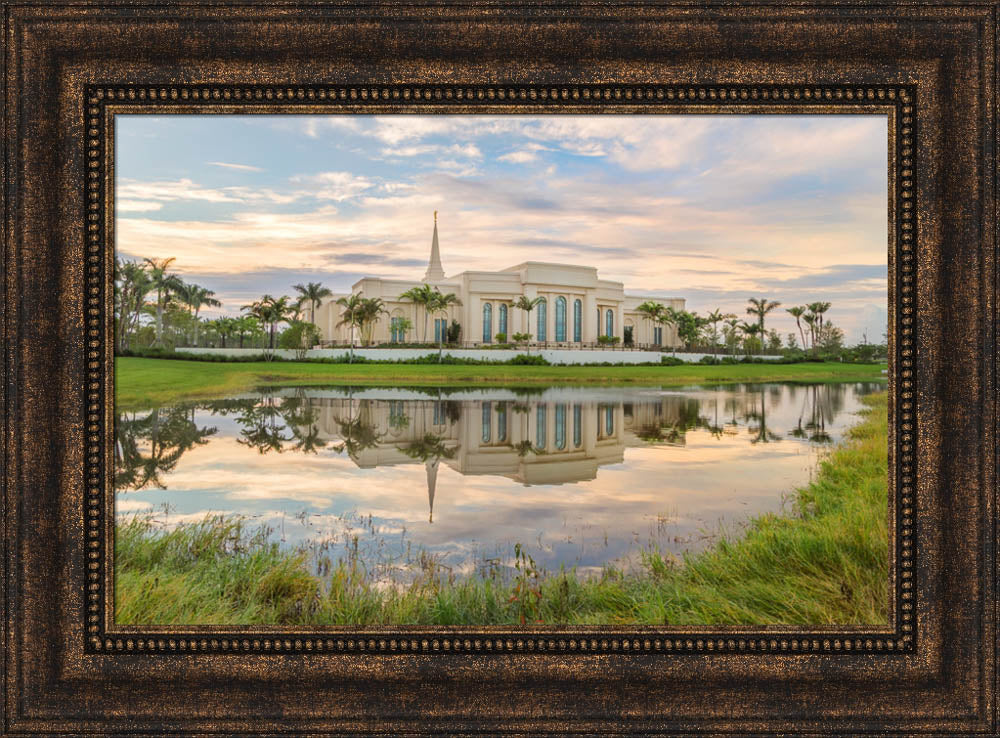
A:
536 299 547 342
573 299 582 342
605 405 614 435
555 404 566 450
573 404 582 447
482 303 493 343
554 297 567 342
482 402 492 443
605 309 614 338
498 304 508 337
535 404 547 451
597 307 602 336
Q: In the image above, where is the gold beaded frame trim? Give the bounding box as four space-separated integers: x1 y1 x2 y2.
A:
84 83 914 656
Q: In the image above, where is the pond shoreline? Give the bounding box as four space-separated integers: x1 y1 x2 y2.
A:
115 392 888 626
116 356 887 410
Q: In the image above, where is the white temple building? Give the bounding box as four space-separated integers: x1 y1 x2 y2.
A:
314 214 685 348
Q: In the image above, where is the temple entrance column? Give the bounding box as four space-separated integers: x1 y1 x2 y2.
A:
546 293 556 344
524 285 538 338
583 293 598 343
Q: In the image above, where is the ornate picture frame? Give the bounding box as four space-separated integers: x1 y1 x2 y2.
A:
2 3 996 735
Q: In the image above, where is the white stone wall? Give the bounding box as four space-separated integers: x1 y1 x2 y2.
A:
175 347 781 365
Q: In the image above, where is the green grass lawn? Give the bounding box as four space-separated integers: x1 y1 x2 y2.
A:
115 356 887 409
115 393 888 626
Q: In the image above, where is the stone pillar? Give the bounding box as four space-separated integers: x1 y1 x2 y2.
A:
524 285 538 339
546 293 556 344
584 404 597 455
472 296 482 344
584 293 598 343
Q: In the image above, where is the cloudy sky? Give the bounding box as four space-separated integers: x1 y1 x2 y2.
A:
115 114 889 344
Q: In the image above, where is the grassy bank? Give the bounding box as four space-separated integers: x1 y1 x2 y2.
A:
116 393 888 626
115 356 887 409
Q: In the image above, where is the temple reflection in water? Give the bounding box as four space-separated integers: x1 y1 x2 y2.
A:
286 386 746 521
114 382 885 571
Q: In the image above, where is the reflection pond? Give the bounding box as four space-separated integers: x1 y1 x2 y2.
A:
115 381 885 586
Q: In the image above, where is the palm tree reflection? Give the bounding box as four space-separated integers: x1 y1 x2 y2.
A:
114 405 216 492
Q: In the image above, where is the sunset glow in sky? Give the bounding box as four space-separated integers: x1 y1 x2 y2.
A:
115 114 889 343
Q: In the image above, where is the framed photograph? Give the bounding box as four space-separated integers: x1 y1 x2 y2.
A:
2 2 996 736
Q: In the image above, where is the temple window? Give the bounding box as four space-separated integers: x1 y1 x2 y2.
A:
482 303 492 343
555 297 567 342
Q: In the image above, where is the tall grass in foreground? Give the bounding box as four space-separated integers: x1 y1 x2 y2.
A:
116 393 888 626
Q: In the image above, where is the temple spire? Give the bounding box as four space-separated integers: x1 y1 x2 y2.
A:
423 211 445 282
426 458 439 523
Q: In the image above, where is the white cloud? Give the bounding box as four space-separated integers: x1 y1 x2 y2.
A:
382 143 482 160
208 161 265 172
498 150 539 164
290 171 374 201
117 178 298 205
116 200 163 212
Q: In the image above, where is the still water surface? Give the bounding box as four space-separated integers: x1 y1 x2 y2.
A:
115 382 884 584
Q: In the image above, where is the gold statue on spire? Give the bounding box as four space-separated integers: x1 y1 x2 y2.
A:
434 210 438 223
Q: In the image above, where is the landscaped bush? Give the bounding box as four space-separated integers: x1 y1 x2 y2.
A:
118 347 277 362
660 356 686 366
494 332 507 343
277 321 321 359
508 354 550 366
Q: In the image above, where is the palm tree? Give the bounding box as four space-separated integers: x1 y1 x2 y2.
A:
786 306 807 352
400 284 437 343
179 283 221 347
114 258 152 353
233 315 261 349
357 297 389 346
705 309 732 357
211 316 237 348
723 317 741 355
428 290 463 361
293 281 332 325
512 295 546 352
802 312 817 351
635 300 665 347
242 295 295 353
143 257 185 347
739 321 762 357
659 306 681 356
808 301 832 342
335 294 365 362
746 297 781 340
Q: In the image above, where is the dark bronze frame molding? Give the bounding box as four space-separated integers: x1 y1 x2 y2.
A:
3 4 997 736
89 89 910 656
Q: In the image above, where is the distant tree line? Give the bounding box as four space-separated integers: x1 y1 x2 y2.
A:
115 256 886 362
